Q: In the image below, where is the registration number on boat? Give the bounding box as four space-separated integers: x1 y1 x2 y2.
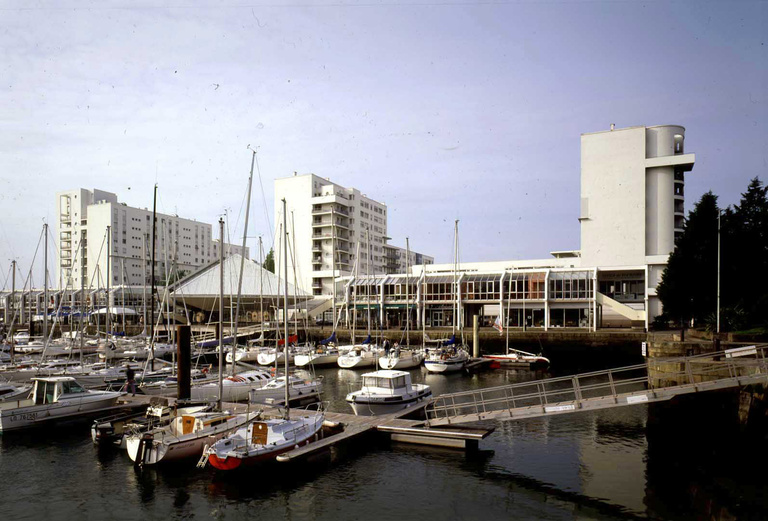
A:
10 412 37 422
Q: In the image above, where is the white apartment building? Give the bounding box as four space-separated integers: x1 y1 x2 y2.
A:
55 189 248 290
274 174 432 297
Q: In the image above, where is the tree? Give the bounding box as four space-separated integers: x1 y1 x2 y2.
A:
657 192 720 326
263 247 275 273
728 177 768 326
657 177 768 331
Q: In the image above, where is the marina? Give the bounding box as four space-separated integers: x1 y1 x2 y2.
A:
2 351 768 519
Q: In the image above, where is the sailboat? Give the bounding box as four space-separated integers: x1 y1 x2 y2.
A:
203 198 324 470
380 237 425 370
338 233 383 369
126 217 258 466
424 220 470 373
482 271 550 368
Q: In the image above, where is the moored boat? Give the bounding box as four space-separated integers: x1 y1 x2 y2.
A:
346 370 431 416
126 409 258 466
0 376 123 432
204 404 325 470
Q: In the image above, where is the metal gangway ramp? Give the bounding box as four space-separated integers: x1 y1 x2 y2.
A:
426 344 768 426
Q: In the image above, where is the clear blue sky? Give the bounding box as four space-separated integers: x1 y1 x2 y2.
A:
0 0 765 287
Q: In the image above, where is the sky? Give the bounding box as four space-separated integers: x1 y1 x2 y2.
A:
0 0 766 288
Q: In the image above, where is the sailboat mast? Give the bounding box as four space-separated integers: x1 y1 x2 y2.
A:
282 199 290 420
331 206 336 330
352 241 360 346
405 237 410 347
232 149 256 377
452 220 458 337
106 225 111 365
43 223 49 346
150 184 157 370
10 260 15 363
218 217 225 411
142 234 147 335
258 236 263 338
366 230 371 337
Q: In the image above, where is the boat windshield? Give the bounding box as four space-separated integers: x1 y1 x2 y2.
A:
364 376 407 389
62 380 86 394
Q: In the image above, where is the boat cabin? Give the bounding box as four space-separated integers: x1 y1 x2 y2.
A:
360 370 413 395
32 377 87 405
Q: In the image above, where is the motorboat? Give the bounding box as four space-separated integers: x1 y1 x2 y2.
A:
248 374 323 405
482 349 550 368
346 370 432 416
203 404 325 470
378 347 425 370
190 369 273 402
0 379 31 402
0 376 123 432
126 409 258 466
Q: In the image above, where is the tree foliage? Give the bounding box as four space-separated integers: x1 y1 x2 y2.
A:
264 248 275 273
657 177 768 330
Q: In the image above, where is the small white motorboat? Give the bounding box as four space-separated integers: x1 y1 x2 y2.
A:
0 376 123 432
346 370 432 416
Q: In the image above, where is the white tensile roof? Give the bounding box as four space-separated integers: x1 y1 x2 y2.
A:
170 253 309 299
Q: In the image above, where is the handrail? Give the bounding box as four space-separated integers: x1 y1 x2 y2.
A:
427 344 768 423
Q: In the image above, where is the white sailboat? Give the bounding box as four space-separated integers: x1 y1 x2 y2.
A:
425 220 470 373
203 198 325 471
379 237 425 370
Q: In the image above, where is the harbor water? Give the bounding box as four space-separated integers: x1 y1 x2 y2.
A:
2 360 768 520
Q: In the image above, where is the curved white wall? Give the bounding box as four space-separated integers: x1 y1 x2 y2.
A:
645 126 684 257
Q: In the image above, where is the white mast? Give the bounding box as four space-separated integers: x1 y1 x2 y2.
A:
217 217 225 410
405 237 410 347
232 149 256 376
282 199 290 420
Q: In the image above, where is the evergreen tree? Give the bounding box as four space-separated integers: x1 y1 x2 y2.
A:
657 192 720 325
264 248 275 273
729 177 768 325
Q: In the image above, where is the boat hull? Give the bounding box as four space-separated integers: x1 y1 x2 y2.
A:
424 359 466 373
379 353 424 370
294 353 339 367
0 392 122 432
347 389 432 416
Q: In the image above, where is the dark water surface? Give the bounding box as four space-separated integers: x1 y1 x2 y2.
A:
2 363 768 520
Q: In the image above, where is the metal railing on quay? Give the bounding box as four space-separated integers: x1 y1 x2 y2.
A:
427 344 768 423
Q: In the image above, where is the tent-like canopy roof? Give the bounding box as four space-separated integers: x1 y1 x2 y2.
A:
170 254 309 301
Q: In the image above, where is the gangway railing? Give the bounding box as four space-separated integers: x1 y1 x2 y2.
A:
426 344 768 426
